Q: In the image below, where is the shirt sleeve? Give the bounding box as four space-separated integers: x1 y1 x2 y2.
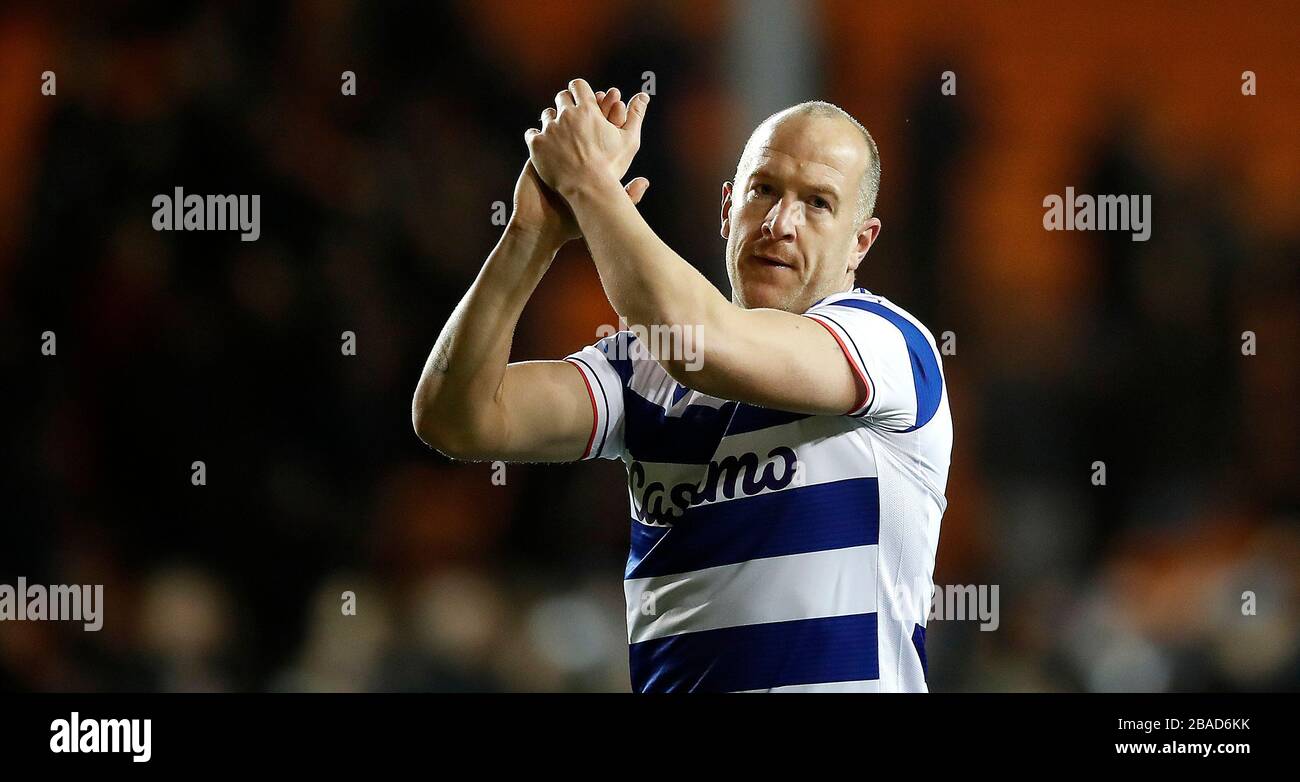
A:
803 296 945 432
563 332 632 460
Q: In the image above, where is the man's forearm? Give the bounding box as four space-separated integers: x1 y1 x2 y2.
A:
565 176 728 365
412 224 563 446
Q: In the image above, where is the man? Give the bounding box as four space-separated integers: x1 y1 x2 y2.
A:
413 80 951 692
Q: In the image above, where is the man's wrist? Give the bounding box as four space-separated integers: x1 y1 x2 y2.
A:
504 218 568 255
557 170 624 208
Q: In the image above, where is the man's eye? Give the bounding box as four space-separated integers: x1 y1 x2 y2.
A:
752 183 774 195
809 196 830 210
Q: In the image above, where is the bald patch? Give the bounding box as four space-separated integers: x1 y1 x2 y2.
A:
735 101 881 223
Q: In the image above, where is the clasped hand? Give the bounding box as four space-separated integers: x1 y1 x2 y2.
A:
526 78 649 200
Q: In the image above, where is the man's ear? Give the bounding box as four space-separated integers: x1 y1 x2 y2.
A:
848 217 882 274
720 181 733 240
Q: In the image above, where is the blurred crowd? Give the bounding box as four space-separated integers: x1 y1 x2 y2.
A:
0 1 1296 692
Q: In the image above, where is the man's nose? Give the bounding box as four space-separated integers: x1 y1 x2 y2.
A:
762 198 802 240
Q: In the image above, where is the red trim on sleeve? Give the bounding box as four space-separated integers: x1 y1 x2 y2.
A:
806 314 872 416
565 359 599 459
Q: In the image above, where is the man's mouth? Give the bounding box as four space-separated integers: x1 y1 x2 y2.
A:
750 252 795 270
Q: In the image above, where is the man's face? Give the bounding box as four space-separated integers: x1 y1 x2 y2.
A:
722 113 880 313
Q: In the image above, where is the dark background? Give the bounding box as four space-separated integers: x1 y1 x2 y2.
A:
1 0 1297 692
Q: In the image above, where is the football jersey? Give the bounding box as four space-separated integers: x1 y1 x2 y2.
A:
564 288 952 692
